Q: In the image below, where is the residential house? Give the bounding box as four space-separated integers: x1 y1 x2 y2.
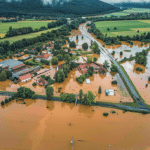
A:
37 78 48 86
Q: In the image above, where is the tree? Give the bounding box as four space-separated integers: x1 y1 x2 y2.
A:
5 70 12 79
120 51 123 55
64 54 71 64
86 55 92 63
0 71 7 81
69 41 76 48
55 70 65 83
88 91 96 103
32 94 37 100
107 28 110 31
82 43 88 50
57 54 64 61
135 55 146 66
46 86 54 100
93 57 97 62
103 60 109 69
111 64 118 72
51 56 58 65
76 36 78 40
32 82 37 86
79 89 83 102
0 47 5 55
88 66 94 76
98 86 101 94
17 87 35 99
63 64 70 78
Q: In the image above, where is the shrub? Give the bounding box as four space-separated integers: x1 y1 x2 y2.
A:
136 67 143 71
103 113 109 116
111 80 118 84
111 51 115 55
32 82 37 86
34 72 37 76
1 101 4 106
148 77 150 81
32 94 37 100
9 77 14 81
5 99 9 104
120 51 123 55
58 87 62 92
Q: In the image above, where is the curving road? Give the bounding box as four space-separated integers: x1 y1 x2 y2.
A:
79 22 149 109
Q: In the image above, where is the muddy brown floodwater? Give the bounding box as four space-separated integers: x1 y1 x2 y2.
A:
121 60 150 104
1 99 150 150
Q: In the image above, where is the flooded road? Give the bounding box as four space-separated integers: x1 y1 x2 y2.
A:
0 99 150 150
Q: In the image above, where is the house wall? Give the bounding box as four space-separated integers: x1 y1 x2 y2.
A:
21 77 31 83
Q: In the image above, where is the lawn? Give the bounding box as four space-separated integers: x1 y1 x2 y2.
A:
0 20 56 37
95 20 150 37
0 27 58 44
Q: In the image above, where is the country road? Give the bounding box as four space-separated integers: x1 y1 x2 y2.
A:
77 22 149 109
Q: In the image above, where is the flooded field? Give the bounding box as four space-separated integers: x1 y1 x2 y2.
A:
1 99 150 150
121 58 150 104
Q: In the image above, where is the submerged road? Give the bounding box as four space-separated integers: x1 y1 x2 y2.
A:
78 22 149 109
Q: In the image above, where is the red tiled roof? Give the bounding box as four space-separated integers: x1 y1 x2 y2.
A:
82 68 88 74
37 78 48 86
36 55 43 59
78 64 87 70
89 63 99 69
20 52 24 55
19 73 32 81
43 53 50 59
11 64 26 70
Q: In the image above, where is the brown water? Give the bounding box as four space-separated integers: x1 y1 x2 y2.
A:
121 60 150 104
1 99 150 150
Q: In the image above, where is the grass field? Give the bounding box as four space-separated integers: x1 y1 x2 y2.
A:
96 8 150 17
0 27 58 44
0 20 56 37
95 20 150 37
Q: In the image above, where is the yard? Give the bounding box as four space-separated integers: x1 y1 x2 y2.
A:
95 20 150 37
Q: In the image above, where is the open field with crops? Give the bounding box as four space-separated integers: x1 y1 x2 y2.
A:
95 20 150 37
0 27 58 44
0 20 55 37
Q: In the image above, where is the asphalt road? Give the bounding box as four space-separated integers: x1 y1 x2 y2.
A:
79 22 149 109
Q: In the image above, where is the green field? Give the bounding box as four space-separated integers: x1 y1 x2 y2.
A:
91 8 150 18
0 20 55 36
0 27 58 44
95 20 150 37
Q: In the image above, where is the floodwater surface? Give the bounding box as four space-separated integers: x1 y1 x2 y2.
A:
0 99 150 150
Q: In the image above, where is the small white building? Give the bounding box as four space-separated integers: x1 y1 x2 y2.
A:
105 89 114 96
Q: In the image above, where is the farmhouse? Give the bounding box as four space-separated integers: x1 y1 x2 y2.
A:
19 73 32 82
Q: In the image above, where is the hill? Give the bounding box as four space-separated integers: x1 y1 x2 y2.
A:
0 0 119 17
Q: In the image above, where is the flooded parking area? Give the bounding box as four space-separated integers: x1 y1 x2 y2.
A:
1 99 150 150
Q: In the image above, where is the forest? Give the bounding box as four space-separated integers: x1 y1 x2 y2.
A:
0 0 119 17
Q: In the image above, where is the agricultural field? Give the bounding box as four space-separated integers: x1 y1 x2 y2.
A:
0 20 55 38
90 8 150 18
95 20 150 37
0 27 58 44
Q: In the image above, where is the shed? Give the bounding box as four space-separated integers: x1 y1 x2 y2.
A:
105 89 114 96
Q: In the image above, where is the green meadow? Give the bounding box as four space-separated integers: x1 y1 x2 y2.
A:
0 27 58 44
95 20 150 37
0 20 55 36
101 8 150 17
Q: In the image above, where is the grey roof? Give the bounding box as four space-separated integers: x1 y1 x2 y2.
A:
0 59 23 68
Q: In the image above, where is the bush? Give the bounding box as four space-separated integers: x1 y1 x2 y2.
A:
111 80 118 84
32 82 37 86
103 112 109 116
5 99 9 104
32 94 37 100
148 77 150 81
1 101 4 106
34 72 37 76
58 87 62 92
9 77 14 81
136 67 143 71
120 51 123 55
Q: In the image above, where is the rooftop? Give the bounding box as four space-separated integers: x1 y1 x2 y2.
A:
0 59 23 68
19 73 32 81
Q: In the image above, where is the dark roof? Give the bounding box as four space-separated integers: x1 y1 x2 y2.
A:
11 63 26 70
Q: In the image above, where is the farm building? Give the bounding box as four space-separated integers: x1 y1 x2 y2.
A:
19 73 32 82
0 59 26 72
